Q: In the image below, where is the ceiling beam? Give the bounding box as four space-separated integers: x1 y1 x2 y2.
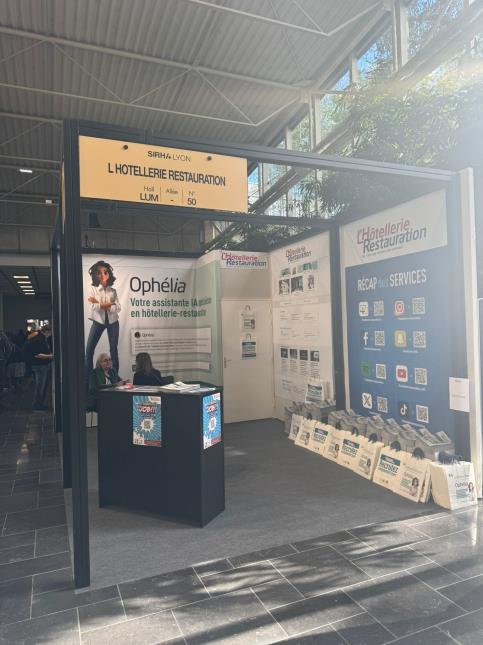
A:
0 162 60 173
183 0 382 37
0 25 305 92
0 111 62 124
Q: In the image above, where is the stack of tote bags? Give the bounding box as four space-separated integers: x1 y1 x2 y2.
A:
287 410 477 510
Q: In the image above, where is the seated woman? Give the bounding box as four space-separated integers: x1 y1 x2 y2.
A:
133 352 163 386
87 353 123 411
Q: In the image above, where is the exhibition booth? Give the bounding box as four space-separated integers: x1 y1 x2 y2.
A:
54 120 482 588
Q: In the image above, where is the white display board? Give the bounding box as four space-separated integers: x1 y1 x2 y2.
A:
270 232 333 405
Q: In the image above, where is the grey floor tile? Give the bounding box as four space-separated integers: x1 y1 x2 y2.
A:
272 546 368 598
331 537 376 560
347 571 464 638
36 524 69 556
332 611 393 645
252 578 304 610
193 558 233 577
0 551 71 583
229 543 296 568
414 510 479 539
81 609 180 645
0 531 34 552
0 483 12 496
409 562 462 590
353 545 432 578
440 606 483 644
201 561 282 597
32 584 119 618
39 469 62 484
4 505 66 534
119 568 209 618
78 597 126 633
291 531 353 553
38 494 65 509
0 576 32 626
270 590 361 636
173 587 283 645
0 492 37 514
388 626 456 644
33 567 74 595
275 625 345 644
411 529 483 579
0 544 34 565
349 522 428 553
438 573 483 611
0 608 79 644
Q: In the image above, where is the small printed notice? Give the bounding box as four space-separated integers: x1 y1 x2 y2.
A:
132 395 162 447
241 336 257 359
240 307 257 332
449 377 470 412
203 392 222 449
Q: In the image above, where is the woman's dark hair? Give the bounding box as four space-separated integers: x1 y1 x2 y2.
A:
136 352 153 373
89 261 116 286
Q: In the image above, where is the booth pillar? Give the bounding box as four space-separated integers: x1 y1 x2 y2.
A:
62 120 90 588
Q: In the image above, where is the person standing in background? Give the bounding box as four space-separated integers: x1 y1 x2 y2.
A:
25 324 53 411
85 260 121 381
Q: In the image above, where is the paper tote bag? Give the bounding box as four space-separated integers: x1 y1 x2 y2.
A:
373 447 406 491
394 455 431 503
325 427 347 463
339 434 364 471
308 422 332 456
430 461 478 510
294 418 317 449
288 414 302 442
353 437 384 480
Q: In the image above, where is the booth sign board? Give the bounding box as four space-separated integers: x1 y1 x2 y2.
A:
79 136 248 212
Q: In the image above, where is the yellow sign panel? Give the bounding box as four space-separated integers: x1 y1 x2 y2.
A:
79 136 248 213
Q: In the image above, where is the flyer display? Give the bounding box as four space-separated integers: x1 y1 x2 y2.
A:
132 395 162 447
202 392 222 449
341 191 453 435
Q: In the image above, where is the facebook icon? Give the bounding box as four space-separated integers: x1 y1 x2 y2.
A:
361 330 369 347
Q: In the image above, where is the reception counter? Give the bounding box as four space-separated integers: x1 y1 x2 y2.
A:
97 386 224 527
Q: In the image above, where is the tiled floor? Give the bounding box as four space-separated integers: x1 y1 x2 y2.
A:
2 393 483 644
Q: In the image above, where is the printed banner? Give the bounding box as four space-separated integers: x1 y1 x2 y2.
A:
271 232 333 403
342 190 452 436
82 255 219 383
132 395 161 447
203 392 222 449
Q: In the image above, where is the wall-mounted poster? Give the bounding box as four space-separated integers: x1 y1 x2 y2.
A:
132 395 162 447
203 392 222 449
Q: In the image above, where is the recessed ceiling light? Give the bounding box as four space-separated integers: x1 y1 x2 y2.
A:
13 275 29 279
19 168 33 174
25 293 35 295
17 281 31 284
45 199 53 204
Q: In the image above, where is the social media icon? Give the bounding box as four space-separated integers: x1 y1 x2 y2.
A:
396 365 408 383
359 302 369 317
361 331 369 347
398 401 409 417
362 392 373 409
394 330 407 348
361 362 371 378
394 300 405 316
